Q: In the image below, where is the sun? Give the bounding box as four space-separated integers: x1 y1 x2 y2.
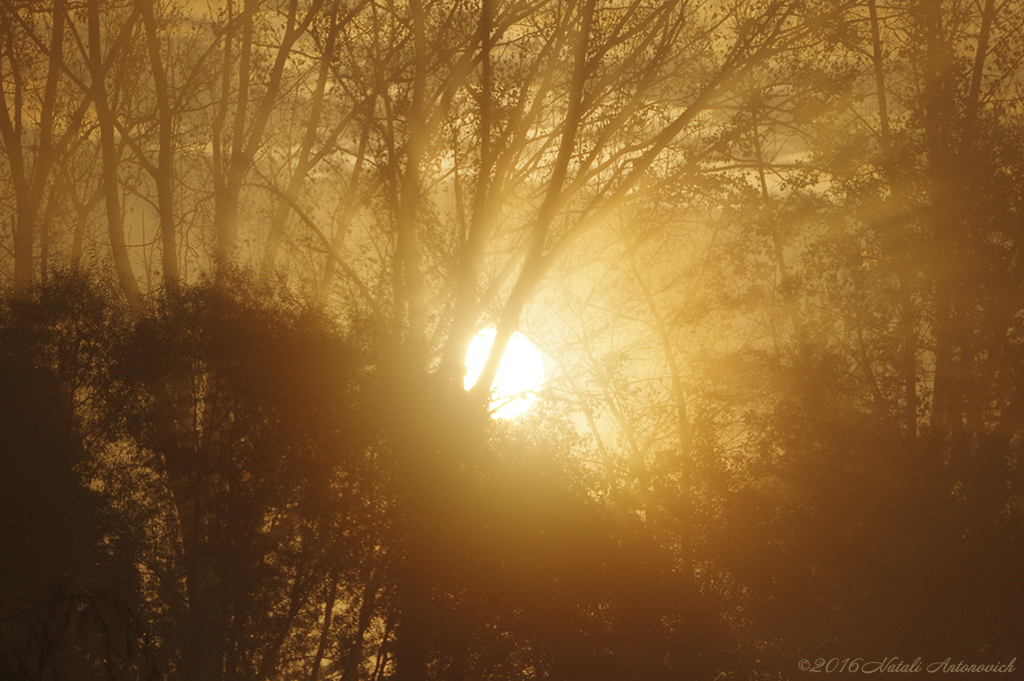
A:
464 326 545 419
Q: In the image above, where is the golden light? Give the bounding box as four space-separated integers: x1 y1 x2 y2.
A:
464 326 545 419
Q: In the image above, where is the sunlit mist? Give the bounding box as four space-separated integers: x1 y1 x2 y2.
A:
2 0 1022 677
464 326 545 419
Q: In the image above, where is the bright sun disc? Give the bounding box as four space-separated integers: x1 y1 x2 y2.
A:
464 326 545 419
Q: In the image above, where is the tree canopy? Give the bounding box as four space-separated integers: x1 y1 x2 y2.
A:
2 0 1023 679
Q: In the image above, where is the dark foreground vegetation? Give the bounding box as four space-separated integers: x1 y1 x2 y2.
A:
1 272 1022 681
4 0 1024 677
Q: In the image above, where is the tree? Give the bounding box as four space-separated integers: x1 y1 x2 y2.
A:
0 0 80 287
6 0 1024 678
693 0 1024 660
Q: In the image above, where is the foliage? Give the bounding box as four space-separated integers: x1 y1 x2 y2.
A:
3 0 1024 678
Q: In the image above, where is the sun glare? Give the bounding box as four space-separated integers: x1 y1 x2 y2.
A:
464 326 545 419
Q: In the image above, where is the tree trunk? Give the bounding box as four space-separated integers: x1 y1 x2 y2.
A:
88 0 142 307
140 0 179 294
